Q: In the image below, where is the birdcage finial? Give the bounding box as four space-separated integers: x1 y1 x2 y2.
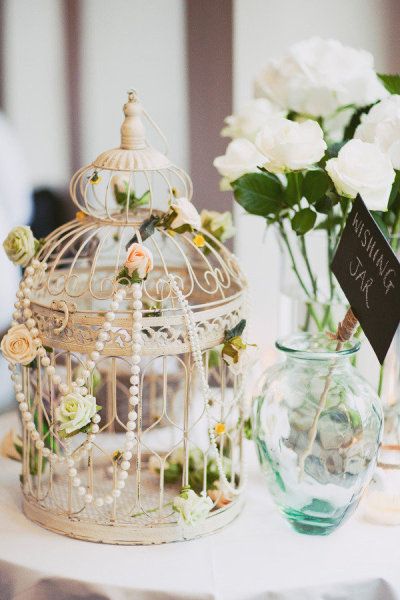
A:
120 90 146 150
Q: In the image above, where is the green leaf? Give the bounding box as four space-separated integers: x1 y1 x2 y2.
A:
232 173 283 217
315 215 342 230
225 319 246 341
378 73 400 95
388 170 400 209
314 197 333 214
302 170 330 204
284 172 303 207
125 214 161 249
371 211 390 240
291 208 317 235
343 105 373 140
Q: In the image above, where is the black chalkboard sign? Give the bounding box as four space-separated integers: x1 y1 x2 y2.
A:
332 196 400 364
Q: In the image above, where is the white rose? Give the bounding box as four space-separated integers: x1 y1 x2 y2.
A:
173 487 213 526
3 225 36 267
255 37 387 118
213 139 264 189
1 324 37 365
170 197 201 230
326 139 395 211
221 98 286 141
255 117 327 173
355 95 400 169
56 392 97 436
124 243 154 278
200 209 235 242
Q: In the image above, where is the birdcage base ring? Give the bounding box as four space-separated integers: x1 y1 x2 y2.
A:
22 495 244 545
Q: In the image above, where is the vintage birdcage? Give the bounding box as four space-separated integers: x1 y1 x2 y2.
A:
7 92 249 544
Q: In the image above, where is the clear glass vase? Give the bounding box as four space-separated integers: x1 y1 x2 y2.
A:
253 333 383 535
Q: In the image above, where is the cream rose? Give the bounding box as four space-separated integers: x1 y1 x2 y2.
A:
326 139 395 211
173 487 213 526
255 117 327 173
221 98 286 141
200 210 235 242
124 243 153 278
3 225 36 267
255 37 387 118
1 324 37 365
56 392 97 436
170 197 201 230
355 95 400 169
213 139 264 189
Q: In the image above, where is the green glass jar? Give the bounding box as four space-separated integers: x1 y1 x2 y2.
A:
253 333 383 535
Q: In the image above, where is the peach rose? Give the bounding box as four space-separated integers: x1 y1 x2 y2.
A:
1 324 37 365
124 243 153 279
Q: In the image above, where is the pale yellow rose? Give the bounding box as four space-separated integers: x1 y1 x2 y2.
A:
124 243 154 278
1 324 37 365
56 392 97 436
3 225 36 267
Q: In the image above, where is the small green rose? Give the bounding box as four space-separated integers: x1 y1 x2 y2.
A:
3 225 36 267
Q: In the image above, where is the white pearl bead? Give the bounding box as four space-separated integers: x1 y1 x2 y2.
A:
130 376 139 385
118 470 128 480
133 288 142 299
129 386 139 395
90 351 100 361
23 288 32 298
12 311 21 320
32 259 40 268
110 301 119 311
91 424 99 434
131 355 141 365
127 421 136 431
86 360 95 370
66 458 74 467
125 441 134 450
52 375 61 385
34 338 42 347
16 392 25 402
42 447 50 457
112 489 121 498
41 357 50 367
133 300 142 310
76 377 85 387
92 414 101 424
85 494 93 503
17 291 24 299
105 495 113 505
132 322 141 332
125 431 135 440
68 468 77 477
59 383 69 394
26 422 34 431
23 412 32 422
22 298 30 307
132 333 142 344
82 369 90 379
26 266 34 275
35 440 44 450
31 431 39 441
14 383 22 392
123 451 132 460
102 322 112 331
24 310 33 319
78 486 86 496
115 291 124 302
87 434 95 442
19 402 28 412
129 396 138 406
37 347 46 357
72 477 81 487
131 365 140 375
95 497 104 507
30 328 39 338
128 411 137 421
25 277 33 287
105 312 115 321
98 331 108 341
132 312 142 323
46 366 55 376
95 341 104 351
117 480 125 489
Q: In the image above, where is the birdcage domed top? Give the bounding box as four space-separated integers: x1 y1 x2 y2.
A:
70 91 192 224
27 93 247 358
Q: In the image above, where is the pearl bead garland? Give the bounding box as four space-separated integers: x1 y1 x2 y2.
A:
168 274 247 496
8 260 145 508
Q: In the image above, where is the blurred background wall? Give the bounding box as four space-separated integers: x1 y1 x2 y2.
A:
0 0 399 409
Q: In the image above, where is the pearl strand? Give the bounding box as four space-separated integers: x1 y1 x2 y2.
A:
10 260 143 507
168 275 247 496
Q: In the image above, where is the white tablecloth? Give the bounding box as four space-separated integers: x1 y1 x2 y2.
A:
1 410 400 600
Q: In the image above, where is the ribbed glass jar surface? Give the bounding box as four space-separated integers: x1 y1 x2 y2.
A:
253 333 383 535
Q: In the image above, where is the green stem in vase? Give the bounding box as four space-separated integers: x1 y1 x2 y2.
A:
299 236 318 299
377 363 385 397
279 223 312 299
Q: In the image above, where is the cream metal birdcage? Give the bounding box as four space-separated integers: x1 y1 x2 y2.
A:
10 91 249 544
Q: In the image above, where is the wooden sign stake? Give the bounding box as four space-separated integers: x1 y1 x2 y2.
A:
298 308 359 480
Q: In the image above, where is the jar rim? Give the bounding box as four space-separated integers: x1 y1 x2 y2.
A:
276 332 360 360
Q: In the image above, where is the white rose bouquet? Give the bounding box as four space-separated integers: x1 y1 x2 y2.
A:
214 37 400 348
